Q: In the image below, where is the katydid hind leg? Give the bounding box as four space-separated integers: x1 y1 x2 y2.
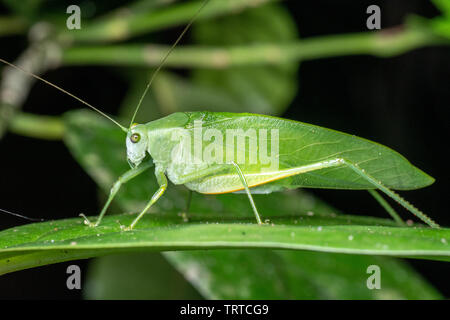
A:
368 189 405 226
231 162 263 225
231 158 438 228
340 158 439 228
126 165 168 230
284 158 438 227
82 161 152 227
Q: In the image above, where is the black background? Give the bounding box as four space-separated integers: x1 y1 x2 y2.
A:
0 0 449 299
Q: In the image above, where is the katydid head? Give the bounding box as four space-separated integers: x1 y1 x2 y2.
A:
126 123 148 168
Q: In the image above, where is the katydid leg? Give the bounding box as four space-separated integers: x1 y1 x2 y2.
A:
339 158 439 228
126 165 168 230
231 161 262 225
368 189 405 226
82 161 153 227
234 158 438 228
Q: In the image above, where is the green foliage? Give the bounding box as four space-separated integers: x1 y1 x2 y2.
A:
425 0 450 39
431 17 450 39
432 0 450 16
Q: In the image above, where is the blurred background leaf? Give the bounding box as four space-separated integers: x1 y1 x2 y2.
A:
432 0 450 15
84 252 203 300
427 0 450 39
84 250 441 299
2 0 43 19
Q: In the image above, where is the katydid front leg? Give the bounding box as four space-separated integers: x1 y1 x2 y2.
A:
124 164 168 230
81 161 153 227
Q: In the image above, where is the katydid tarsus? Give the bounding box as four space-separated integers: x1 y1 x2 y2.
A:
0 0 439 230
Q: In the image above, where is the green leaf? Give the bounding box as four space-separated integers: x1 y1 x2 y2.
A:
1 212 449 276
407 9 450 40
85 250 441 299
431 17 450 39
432 0 450 16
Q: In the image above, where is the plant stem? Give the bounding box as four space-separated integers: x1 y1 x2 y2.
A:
8 112 64 140
62 26 446 68
0 16 27 36
60 0 277 43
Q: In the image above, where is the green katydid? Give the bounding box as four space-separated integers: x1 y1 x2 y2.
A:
0 0 439 230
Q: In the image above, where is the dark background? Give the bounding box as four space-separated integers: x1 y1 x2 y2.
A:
0 0 449 299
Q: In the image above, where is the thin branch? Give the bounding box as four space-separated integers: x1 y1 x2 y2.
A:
0 16 27 37
59 0 278 43
61 26 446 68
8 112 64 140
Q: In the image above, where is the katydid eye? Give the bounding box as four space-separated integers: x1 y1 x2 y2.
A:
130 133 141 143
